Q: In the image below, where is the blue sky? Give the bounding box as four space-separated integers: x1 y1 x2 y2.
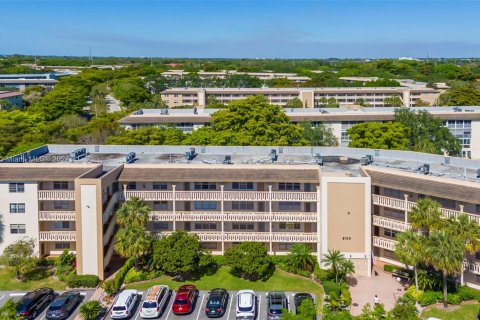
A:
1 0 479 58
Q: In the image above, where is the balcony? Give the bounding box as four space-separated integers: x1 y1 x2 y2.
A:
372 236 397 251
38 190 75 201
150 211 318 222
104 240 115 268
372 194 480 225
372 216 409 232
125 190 318 202
38 211 76 221
102 192 121 224
103 218 116 246
161 231 317 243
465 261 480 275
39 231 76 242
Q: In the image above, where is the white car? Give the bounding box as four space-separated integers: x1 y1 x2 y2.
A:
140 285 170 319
236 290 256 320
111 289 139 319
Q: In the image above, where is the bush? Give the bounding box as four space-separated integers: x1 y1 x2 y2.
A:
113 257 134 291
313 265 331 283
447 293 462 305
124 268 162 284
101 279 117 295
383 264 402 273
404 285 424 302
67 274 99 288
418 291 441 307
456 286 480 301
212 255 226 267
323 280 343 296
79 300 102 320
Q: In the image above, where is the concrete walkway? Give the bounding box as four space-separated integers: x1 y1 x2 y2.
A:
348 265 408 315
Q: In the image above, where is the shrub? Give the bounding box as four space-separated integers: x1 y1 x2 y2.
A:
67 274 99 288
124 268 162 284
447 293 462 305
418 291 441 307
383 264 402 273
113 257 134 291
323 280 343 296
313 265 331 283
101 279 117 295
79 300 102 320
212 255 226 267
456 286 480 301
341 287 352 307
404 285 424 302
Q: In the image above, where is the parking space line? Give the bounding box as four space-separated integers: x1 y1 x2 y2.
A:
0 295 5 302
258 294 262 320
164 292 174 320
195 293 205 320
226 292 234 320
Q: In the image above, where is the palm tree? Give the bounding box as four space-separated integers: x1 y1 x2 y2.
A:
338 259 355 282
114 225 151 268
285 243 316 272
425 229 464 307
116 197 150 227
395 230 424 290
79 300 102 320
323 250 346 283
410 198 443 235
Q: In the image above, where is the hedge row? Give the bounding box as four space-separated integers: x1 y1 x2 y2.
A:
66 274 99 288
113 257 135 291
405 285 480 307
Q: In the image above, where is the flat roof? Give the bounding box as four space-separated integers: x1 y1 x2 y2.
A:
161 87 439 93
0 91 23 98
0 163 99 181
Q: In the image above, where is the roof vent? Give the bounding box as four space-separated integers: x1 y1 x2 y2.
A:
270 149 278 163
185 148 197 161
126 152 136 164
417 163 430 175
70 148 86 160
223 155 233 165
314 153 323 166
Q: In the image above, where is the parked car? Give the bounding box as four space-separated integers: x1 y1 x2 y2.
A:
236 290 256 320
46 291 82 320
267 291 288 320
111 289 139 319
293 293 315 319
16 287 55 319
140 285 170 319
172 285 197 315
205 288 229 318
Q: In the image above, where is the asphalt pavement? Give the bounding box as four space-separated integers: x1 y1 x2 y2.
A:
0 290 94 320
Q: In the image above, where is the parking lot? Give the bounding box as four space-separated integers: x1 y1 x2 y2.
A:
0 290 94 320
104 289 316 320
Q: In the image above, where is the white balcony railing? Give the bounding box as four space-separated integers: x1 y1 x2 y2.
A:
125 190 317 202
372 236 398 251
372 216 409 232
161 231 317 243
372 194 480 225
150 211 318 222
38 190 75 201
38 211 76 221
39 231 76 242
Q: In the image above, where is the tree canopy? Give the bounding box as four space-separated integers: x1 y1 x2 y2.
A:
346 122 410 150
224 242 272 281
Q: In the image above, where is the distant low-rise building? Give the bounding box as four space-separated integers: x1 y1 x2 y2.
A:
0 91 23 109
0 73 59 92
161 70 311 83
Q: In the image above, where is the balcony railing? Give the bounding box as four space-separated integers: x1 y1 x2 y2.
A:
104 241 115 268
372 216 409 232
125 190 317 202
372 236 397 251
372 194 480 225
150 211 318 222
161 231 317 243
102 192 121 224
38 190 75 201
103 219 116 246
39 231 76 242
38 211 76 221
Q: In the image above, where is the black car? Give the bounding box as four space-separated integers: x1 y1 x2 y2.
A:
294 293 315 319
267 291 288 320
46 291 82 320
205 288 229 318
16 287 55 319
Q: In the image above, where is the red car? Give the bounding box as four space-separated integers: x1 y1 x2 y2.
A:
172 285 198 315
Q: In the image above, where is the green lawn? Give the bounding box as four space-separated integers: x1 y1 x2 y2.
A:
126 266 323 300
0 268 66 291
421 303 480 320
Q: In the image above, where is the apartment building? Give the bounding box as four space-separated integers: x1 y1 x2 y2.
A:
161 70 311 83
119 106 480 159
2 144 480 287
0 91 23 109
160 87 441 108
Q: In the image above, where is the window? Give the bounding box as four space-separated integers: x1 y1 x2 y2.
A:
54 221 70 229
383 188 404 199
10 224 26 234
383 209 405 221
279 222 301 230
383 228 399 238
55 242 70 250
153 182 168 190
279 202 301 211
194 201 217 210
279 243 295 250
201 242 218 250
153 201 168 210
279 183 300 191
383 249 396 259
9 183 24 193
127 182 136 190
53 201 70 210
232 223 254 230
10 203 25 213
194 182 216 190
232 182 254 190
153 222 169 230
232 202 254 210
194 222 217 230
53 181 69 190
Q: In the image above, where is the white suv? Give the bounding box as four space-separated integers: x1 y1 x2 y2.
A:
140 285 170 319
111 289 139 319
236 290 256 320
